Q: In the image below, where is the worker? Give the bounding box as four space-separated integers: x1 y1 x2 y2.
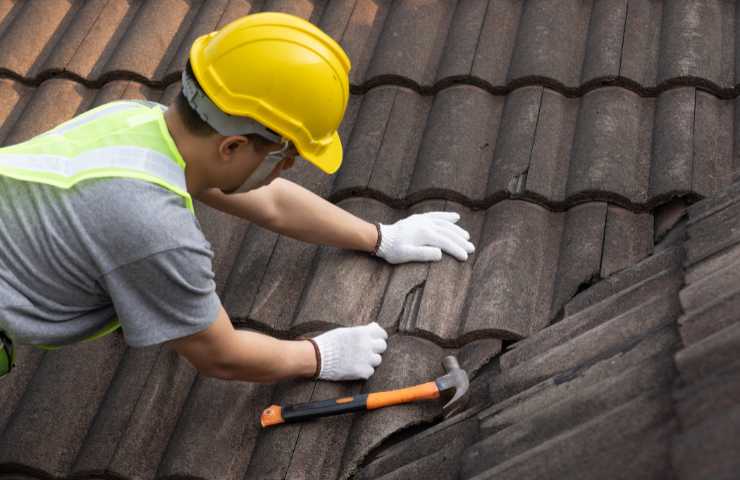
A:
0 13 474 383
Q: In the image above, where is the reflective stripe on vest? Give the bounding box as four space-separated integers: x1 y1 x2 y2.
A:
0 101 194 349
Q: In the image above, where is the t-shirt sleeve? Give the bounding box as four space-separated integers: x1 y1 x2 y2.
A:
100 246 221 347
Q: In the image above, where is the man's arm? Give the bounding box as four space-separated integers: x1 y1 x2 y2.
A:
196 178 378 252
165 304 317 383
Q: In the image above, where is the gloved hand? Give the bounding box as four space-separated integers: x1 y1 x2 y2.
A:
312 322 388 381
376 212 475 264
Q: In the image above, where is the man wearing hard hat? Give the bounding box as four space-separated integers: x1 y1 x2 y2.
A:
0 13 474 382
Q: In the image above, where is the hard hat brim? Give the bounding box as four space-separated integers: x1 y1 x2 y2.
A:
301 131 342 175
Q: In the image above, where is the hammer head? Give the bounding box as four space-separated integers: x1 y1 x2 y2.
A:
434 356 469 412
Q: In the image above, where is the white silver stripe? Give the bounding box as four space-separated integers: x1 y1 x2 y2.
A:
0 146 187 191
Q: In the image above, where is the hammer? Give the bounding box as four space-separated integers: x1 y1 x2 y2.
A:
260 356 469 427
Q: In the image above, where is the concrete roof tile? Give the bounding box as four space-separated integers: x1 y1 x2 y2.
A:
339 335 446 480
549 202 607 315
649 87 695 198
0 79 33 145
102 0 198 81
334 86 431 200
600 205 653 277
523 89 580 201
409 85 503 201
619 0 662 86
470 357 674 469
675 320 740 385
674 357 740 431
70 344 163 476
486 86 542 196
580 0 627 83
320 0 390 86
657 0 735 87
0 0 80 77
294 198 396 332
462 394 675 480
568 88 653 203
672 403 740 479
357 417 478 480
463 201 563 338
0 334 126 477
3 79 95 145
157 377 273 480
692 90 735 198
41 0 135 79
365 1 455 86
507 0 593 87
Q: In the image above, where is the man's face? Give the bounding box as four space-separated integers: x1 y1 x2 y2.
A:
220 137 297 194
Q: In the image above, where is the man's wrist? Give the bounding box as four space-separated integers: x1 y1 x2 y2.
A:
287 339 319 379
370 222 382 255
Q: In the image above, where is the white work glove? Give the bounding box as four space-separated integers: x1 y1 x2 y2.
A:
312 322 388 381
376 212 475 264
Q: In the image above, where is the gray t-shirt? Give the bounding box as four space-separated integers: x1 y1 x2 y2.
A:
0 174 220 347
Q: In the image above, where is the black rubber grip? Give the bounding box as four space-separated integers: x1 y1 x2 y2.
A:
281 394 369 423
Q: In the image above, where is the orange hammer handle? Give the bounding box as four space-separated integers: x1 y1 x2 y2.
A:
366 381 440 410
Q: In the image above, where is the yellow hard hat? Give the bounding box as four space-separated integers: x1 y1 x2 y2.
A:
188 12 351 174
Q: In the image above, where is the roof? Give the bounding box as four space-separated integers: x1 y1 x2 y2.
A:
0 1 738 479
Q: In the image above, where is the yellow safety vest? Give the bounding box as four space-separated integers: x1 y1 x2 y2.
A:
0 100 193 349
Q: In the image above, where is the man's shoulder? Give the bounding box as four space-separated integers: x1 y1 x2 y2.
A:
76 178 209 258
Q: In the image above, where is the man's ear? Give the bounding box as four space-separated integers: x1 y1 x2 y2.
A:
217 135 248 162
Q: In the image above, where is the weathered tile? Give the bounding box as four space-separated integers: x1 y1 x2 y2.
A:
486 86 542 196
482 330 679 434
0 0 81 77
0 79 34 145
525 88 579 202
41 0 136 80
0 334 126 478
674 357 740 430
71 345 163 475
507 0 593 86
679 289 740 346
672 403 740 480
409 85 502 202
157 376 274 480
358 416 477 480
333 86 432 200
601 206 653 277
657 0 735 88
567 87 653 203
649 87 695 199
491 291 678 401
580 0 627 83
365 1 455 86
407 201 485 342
675 321 740 384
470 357 674 466
550 202 607 315
619 0 662 86
3 79 96 145
0 345 44 436
564 246 683 317
293 198 396 331
463 394 675 480
339 335 447 480
463 201 562 338
320 0 390 85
